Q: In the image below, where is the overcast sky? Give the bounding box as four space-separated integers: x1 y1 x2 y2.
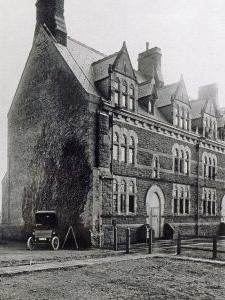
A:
1 0 225 205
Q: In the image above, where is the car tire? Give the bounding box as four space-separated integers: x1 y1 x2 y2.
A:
27 237 35 250
51 236 60 251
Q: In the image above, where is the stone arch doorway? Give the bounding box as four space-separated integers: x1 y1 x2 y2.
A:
221 196 225 223
146 185 165 238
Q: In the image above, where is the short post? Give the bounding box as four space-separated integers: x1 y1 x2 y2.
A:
177 232 181 255
113 226 118 251
212 235 217 259
126 228 131 254
148 228 153 254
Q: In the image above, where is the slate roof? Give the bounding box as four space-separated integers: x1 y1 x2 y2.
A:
92 53 118 82
55 36 106 96
138 82 155 99
134 70 147 84
156 82 179 107
190 99 204 119
138 106 169 123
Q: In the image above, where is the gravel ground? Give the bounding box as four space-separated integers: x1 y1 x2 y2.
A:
0 242 125 267
0 257 224 300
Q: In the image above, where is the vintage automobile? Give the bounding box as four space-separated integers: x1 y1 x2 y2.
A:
27 211 60 250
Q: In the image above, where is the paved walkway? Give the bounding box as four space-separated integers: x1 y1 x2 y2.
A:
0 253 225 277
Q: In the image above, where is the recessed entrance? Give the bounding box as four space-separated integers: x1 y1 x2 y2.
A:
221 196 225 223
146 185 165 238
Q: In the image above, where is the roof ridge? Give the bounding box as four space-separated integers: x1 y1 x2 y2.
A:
67 36 106 57
92 52 119 65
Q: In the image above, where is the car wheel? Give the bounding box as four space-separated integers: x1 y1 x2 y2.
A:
27 237 35 250
51 236 60 250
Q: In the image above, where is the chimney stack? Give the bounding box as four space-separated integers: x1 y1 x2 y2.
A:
35 0 67 46
138 46 164 88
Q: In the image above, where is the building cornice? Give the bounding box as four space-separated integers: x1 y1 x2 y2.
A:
102 101 225 154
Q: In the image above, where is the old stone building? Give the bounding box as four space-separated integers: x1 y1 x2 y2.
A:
2 0 225 244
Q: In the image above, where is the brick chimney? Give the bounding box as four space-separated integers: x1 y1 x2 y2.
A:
35 0 67 46
138 45 164 88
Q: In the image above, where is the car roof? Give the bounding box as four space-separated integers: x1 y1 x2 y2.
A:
35 211 57 214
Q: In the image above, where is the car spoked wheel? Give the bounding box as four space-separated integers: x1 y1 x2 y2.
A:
27 237 35 250
51 236 60 250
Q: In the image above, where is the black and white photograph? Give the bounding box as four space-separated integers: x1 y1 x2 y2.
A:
0 0 225 299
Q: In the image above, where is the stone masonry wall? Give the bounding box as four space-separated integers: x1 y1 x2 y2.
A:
3 29 98 238
100 111 225 244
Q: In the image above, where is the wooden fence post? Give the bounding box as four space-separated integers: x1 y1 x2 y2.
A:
212 235 217 259
126 228 131 254
113 226 118 251
177 232 181 255
148 228 153 254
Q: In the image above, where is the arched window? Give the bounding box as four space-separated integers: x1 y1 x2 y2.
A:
124 63 127 73
152 155 160 178
181 107 185 129
186 111 189 130
213 122 217 139
128 181 135 213
129 85 135 111
113 132 119 161
173 187 178 214
185 189 190 214
203 189 207 215
208 157 212 179
121 134 127 162
113 179 119 213
184 151 189 175
148 100 154 114
212 158 216 179
122 81 128 108
179 188 184 214
174 149 179 172
114 78 120 106
203 156 208 177
210 119 213 131
212 191 216 215
128 136 135 164
120 180 127 213
176 105 179 127
202 188 216 216
180 150 185 174
208 190 212 215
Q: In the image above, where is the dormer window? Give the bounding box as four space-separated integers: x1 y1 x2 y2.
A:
148 100 154 114
129 85 135 111
114 78 120 106
122 81 128 108
124 63 127 74
186 111 189 130
181 107 185 129
121 134 127 162
175 105 179 126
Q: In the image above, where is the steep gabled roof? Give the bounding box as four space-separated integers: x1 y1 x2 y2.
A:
156 82 179 107
138 106 170 123
92 52 118 82
55 36 106 96
190 97 218 120
112 42 136 79
190 99 204 119
156 75 189 108
138 81 156 99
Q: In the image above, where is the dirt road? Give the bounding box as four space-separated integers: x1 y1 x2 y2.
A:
0 257 224 299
